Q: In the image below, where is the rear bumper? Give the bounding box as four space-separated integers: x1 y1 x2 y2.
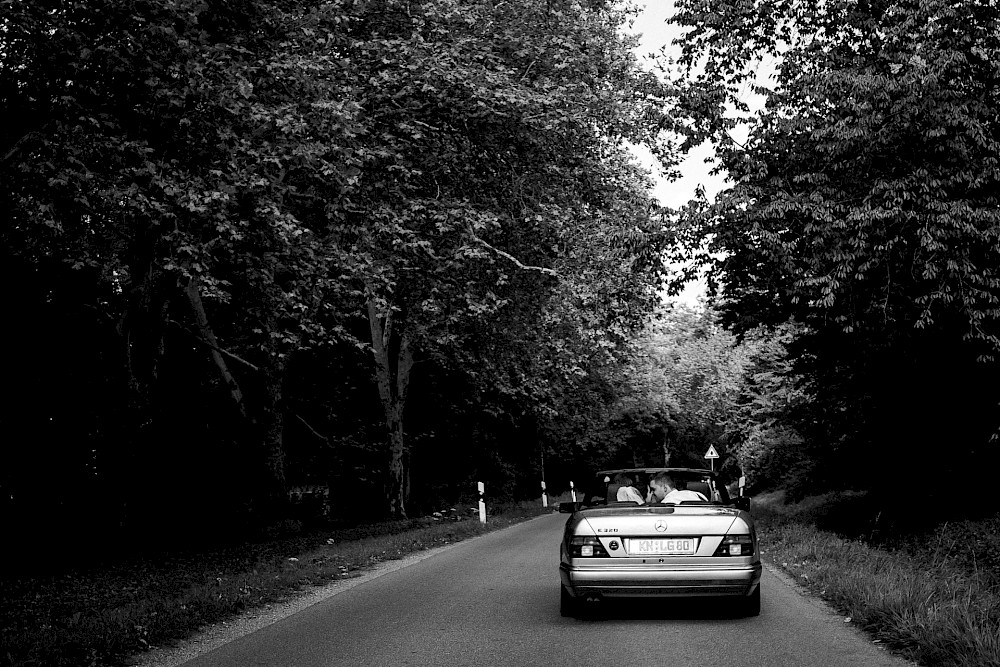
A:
560 561 762 598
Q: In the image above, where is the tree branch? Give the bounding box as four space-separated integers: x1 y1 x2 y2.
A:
520 58 538 82
295 414 329 444
183 280 249 418
468 228 559 277
2 127 47 166
168 319 261 371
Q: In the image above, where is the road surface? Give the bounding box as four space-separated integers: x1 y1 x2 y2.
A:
178 513 913 667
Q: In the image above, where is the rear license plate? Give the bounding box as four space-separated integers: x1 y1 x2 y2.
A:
629 538 697 555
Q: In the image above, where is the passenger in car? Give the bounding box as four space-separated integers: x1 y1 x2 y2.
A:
614 473 645 504
648 472 708 504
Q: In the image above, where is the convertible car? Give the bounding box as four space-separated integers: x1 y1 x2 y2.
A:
558 467 762 617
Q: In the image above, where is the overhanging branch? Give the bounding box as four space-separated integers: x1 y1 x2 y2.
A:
168 318 261 372
295 414 329 444
468 228 559 278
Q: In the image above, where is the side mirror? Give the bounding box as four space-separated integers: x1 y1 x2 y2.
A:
734 497 751 512
558 501 583 513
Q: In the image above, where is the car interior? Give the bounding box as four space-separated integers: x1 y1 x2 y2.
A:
686 480 712 500
591 470 731 505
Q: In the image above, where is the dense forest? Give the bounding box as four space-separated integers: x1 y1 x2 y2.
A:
668 0 1000 507
2 0 998 557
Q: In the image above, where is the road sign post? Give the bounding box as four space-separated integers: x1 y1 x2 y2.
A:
540 480 547 508
703 445 719 471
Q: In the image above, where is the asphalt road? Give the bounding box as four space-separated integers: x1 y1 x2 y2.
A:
180 513 914 667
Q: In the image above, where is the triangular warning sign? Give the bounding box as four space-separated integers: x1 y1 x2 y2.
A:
703 445 720 459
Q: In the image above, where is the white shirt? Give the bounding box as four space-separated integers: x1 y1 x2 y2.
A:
616 486 645 504
662 489 708 503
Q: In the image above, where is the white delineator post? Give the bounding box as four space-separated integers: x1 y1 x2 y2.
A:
570 480 577 502
540 480 548 507
478 481 487 524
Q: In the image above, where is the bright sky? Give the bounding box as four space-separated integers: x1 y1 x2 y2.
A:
628 1 727 210
628 2 775 207
623 2 720 306
626 2 775 305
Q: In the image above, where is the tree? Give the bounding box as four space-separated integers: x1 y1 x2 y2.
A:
1 0 680 530
1 0 367 525
605 304 807 481
723 321 811 491
625 305 748 468
329 0 677 515
669 0 1000 495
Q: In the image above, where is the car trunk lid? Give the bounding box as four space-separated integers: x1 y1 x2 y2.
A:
580 505 740 538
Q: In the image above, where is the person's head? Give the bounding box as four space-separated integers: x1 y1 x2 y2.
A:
613 473 634 488
649 472 677 502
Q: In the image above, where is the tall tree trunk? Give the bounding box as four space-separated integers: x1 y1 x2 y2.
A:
259 359 288 516
184 279 248 419
186 279 289 518
116 236 170 534
367 298 415 518
120 224 165 396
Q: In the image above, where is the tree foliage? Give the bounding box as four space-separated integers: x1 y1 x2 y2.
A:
603 304 807 487
0 0 678 542
669 0 1000 497
327 0 677 515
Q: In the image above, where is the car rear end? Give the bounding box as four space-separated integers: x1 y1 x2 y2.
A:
559 504 762 616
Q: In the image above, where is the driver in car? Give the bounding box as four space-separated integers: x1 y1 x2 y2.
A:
648 472 708 504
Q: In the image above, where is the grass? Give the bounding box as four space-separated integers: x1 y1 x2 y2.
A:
755 491 1000 667
0 499 554 667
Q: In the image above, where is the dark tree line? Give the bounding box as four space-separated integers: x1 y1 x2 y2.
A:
667 0 1000 507
7 0 995 560
1 0 681 554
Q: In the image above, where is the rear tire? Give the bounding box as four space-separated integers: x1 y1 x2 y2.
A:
742 583 761 617
560 585 579 617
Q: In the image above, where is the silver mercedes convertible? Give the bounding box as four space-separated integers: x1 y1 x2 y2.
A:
558 467 762 617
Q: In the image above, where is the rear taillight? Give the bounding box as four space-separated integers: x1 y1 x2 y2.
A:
568 536 610 557
713 534 754 557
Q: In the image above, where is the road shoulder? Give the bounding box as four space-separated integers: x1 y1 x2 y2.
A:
129 517 551 667
763 561 918 666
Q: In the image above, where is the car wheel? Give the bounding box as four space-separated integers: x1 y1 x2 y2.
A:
560 585 579 617
742 584 761 617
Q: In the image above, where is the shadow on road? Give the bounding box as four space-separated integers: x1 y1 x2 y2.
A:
562 594 758 622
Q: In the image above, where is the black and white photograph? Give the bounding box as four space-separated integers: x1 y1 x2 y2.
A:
2 1 998 665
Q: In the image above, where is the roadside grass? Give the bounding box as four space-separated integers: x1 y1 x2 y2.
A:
755 491 1000 667
0 499 554 667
